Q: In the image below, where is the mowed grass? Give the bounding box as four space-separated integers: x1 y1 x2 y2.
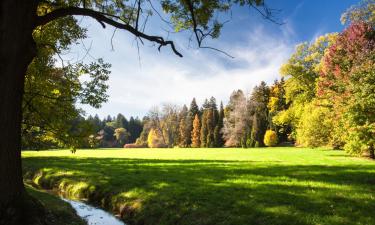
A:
22 148 375 225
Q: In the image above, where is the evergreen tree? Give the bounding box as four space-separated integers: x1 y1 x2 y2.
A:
189 98 200 117
202 98 210 110
114 113 127 129
206 109 215 147
187 98 200 146
191 114 201 148
249 81 270 146
209 96 217 110
200 110 208 147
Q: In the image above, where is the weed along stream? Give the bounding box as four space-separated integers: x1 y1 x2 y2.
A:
62 198 125 225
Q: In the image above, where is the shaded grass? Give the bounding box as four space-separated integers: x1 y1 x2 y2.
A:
22 147 375 225
26 185 86 225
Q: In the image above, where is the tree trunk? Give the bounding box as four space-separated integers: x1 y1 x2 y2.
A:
369 144 375 159
0 1 44 224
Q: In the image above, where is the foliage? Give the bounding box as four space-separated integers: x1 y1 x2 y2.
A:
114 127 130 146
273 33 337 144
295 102 333 147
248 81 270 147
22 15 110 150
341 0 375 25
264 130 278 147
267 79 290 142
319 21 375 156
147 128 165 148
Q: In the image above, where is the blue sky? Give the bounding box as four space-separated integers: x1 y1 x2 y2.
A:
73 0 360 119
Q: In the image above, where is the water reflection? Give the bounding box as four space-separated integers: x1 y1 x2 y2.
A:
62 198 125 225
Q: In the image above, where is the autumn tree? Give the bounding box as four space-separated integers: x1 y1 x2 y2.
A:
267 78 290 142
222 90 248 147
191 114 201 148
273 34 337 143
200 110 208 147
114 127 130 147
178 105 190 147
319 21 375 157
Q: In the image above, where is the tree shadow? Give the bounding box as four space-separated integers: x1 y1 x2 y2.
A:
22 156 375 225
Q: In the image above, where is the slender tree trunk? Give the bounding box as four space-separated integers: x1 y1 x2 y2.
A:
0 1 44 224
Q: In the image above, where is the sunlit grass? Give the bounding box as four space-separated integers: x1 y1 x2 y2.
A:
22 147 375 225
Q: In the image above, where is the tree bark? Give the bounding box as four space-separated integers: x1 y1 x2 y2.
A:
369 144 375 159
0 1 43 224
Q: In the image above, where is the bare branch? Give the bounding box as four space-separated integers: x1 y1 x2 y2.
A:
199 46 234 58
36 7 183 57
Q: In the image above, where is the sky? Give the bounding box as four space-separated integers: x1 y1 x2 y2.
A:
71 0 361 119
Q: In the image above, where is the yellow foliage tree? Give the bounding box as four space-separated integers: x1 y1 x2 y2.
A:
264 130 278 147
147 128 165 148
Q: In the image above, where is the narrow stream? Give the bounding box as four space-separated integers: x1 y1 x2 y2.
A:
62 198 125 225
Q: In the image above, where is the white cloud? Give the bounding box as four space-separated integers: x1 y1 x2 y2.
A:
75 18 294 119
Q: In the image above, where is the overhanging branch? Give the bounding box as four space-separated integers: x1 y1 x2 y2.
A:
36 7 183 57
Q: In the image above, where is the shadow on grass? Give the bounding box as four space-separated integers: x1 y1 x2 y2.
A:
23 157 375 225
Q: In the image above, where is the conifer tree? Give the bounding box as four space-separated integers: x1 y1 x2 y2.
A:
206 109 215 147
178 105 189 147
189 98 200 117
200 111 208 147
191 114 201 148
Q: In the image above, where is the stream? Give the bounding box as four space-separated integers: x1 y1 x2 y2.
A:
62 198 125 225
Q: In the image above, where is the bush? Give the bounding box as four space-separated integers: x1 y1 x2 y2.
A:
123 143 146 148
264 130 278 147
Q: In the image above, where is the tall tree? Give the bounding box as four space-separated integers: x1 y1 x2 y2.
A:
189 98 200 117
222 90 248 147
249 81 270 146
191 114 201 148
200 111 208 147
273 33 337 142
178 105 190 147
267 78 290 142
206 109 215 147
319 20 375 157
214 102 225 147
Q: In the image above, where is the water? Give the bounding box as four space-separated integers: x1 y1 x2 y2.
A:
62 198 125 225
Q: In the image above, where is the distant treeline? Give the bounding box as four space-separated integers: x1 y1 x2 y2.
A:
81 79 286 149
134 81 283 149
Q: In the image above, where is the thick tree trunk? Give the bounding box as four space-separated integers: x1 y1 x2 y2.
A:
0 1 44 224
369 144 375 159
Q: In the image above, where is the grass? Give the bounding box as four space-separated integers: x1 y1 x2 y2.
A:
26 185 86 225
22 147 375 225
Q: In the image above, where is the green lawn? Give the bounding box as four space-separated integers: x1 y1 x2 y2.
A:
22 147 375 225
